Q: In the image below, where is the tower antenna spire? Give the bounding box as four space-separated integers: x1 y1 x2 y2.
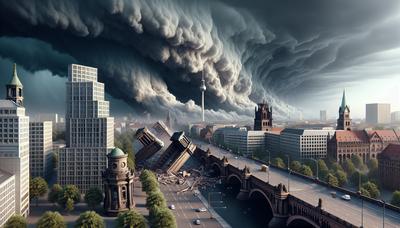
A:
200 71 206 122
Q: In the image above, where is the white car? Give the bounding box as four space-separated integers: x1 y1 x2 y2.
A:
196 207 207 212
194 219 201 225
341 194 351 201
169 204 176 210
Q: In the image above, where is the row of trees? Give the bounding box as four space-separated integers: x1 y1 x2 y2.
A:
271 154 383 199
140 170 177 228
30 176 103 212
5 211 105 228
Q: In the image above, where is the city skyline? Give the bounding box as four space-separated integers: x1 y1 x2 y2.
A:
0 1 400 121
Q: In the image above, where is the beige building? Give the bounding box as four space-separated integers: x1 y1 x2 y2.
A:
0 169 15 227
29 121 53 178
58 64 114 193
0 64 30 223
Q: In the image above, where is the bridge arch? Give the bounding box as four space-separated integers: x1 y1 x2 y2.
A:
249 188 274 214
286 215 319 228
210 162 222 177
227 174 242 185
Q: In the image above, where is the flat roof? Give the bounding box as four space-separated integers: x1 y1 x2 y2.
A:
0 169 14 184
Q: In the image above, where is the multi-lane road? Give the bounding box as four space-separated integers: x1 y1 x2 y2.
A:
194 139 400 228
161 182 225 228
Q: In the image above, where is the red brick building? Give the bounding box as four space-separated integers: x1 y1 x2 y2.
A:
378 144 400 190
328 129 400 163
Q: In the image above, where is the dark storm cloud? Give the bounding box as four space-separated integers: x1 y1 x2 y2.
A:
0 0 399 120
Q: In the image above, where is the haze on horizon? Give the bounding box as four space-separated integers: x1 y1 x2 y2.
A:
0 0 399 121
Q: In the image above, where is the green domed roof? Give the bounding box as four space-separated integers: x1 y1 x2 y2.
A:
109 147 125 157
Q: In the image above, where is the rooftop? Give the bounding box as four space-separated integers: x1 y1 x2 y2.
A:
379 144 400 160
0 169 14 185
108 147 126 157
334 130 369 143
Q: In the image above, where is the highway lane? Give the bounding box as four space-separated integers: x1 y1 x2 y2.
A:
194 140 400 228
160 182 223 228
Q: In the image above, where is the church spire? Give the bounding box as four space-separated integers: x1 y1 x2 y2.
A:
6 63 24 106
340 89 346 112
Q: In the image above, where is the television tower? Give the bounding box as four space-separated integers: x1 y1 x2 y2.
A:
200 71 206 122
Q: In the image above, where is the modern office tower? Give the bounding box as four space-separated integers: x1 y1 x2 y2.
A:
213 127 267 157
320 110 327 122
29 121 53 178
337 90 352 130
366 103 391 124
0 170 15 227
280 128 336 160
392 111 400 123
254 101 273 131
0 64 30 220
58 64 114 193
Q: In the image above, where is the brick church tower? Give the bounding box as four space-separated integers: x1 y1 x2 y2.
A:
337 90 352 130
254 101 273 131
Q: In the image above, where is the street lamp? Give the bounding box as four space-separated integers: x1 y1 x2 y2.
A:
285 155 290 192
381 199 386 228
306 158 319 180
357 190 364 228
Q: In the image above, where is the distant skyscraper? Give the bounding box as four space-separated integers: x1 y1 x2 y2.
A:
29 121 53 178
366 103 391 125
254 101 273 131
320 110 327 122
58 64 114 193
166 110 171 129
336 90 351 130
392 111 400 123
200 72 206 122
0 64 30 225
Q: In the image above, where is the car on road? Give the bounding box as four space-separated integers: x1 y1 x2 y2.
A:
196 207 207 212
193 219 201 225
330 191 337 198
169 204 176 210
234 156 238 159
341 194 351 201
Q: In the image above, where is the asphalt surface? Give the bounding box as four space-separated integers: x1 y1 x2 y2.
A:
194 140 400 228
160 182 223 228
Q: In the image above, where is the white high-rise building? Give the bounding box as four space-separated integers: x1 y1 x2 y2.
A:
280 128 336 160
320 110 327 122
366 103 391 125
0 64 30 226
58 64 114 193
29 121 53 178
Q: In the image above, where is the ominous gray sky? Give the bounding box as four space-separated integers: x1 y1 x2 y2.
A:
0 0 399 120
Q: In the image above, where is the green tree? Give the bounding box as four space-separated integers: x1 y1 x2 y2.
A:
343 159 356 175
362 181 380 199
326 173 339 187
330 162 344 173
84 187 103 209
351 154 364 170
367 158 378 170
360 187 371 198
4 214 27 228
75 211 105 228
37 211 66 228
290 161 302 172
350 171 368 187
335 170 348 187
65 198 74 213
30 177 48 206
146 190 167 209
273 157 286 169
116 210 146 228
318 159 329 179
300 165 313 177
150 206 177 228
390 191 400 207
48 184 63 206
58 185 80 208
140 170 159 193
